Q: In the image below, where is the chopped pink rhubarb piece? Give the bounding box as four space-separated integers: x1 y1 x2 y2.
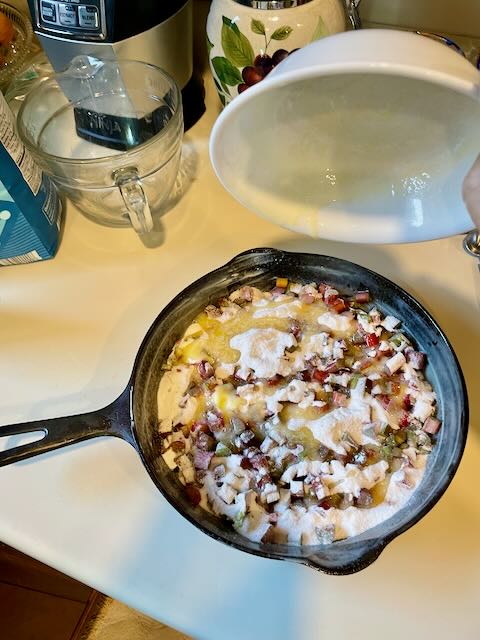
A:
194 449 214 470
423 417 441 434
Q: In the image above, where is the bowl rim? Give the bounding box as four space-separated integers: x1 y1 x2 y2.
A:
16 58 183 166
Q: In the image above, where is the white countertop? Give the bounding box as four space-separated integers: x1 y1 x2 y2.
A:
1 76 480 640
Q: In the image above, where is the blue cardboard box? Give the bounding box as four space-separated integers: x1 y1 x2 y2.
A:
0 95 62 266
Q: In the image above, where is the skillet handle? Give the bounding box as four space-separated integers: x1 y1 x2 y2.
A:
0 386 135 467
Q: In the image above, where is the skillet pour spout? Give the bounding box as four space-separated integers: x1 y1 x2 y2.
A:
0 248 469 575
303 538 387 575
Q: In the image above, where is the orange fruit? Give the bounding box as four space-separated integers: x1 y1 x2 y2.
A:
0 12 14 47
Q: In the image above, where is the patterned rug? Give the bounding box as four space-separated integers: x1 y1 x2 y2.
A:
80 597 192 640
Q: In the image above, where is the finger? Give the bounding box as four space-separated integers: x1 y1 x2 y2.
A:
462 154 480 229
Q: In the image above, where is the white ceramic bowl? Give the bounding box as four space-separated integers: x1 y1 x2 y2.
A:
210 29 480 244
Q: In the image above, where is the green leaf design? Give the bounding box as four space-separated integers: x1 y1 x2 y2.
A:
311 16 329 41
251 18 265 35
212 56 243 86
206 34 214 55
222 15 240 36
219 92 227 107
271 25 293 41
221 16 255 67
214 76 230 97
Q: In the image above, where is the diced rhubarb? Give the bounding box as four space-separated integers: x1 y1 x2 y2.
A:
402 394 412 410
325 290 338 305
331 298 347 313
325 359 343 373
358 358 373 371
355 290 370 304
406 348 426 370
213 464 226 480
184 485 201 506
191 420 209 434
333 391 348 407
240 457 252 469
378 394 393 410
365 333 379 347
194 449 214 470
250 453 269 471
399 412 410 429
205 304 221 318
196 469 207 483
197 360 214 380
298 369 312 382
244 446 261 459
356 489 373 507
206 410 225 433
290 320 302 338
423 417 441 434
271 286 286 297
267 374 283 386
318 282 328 295
256 474 273 490
313 369 329 383
239 286 253 301
300 293 315 304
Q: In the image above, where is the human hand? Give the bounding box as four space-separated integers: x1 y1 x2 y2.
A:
462 154 480 230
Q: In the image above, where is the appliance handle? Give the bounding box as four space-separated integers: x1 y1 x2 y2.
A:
0 386 136 467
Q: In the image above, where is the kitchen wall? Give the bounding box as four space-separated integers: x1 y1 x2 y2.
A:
8 1 480 38
360 0 480 37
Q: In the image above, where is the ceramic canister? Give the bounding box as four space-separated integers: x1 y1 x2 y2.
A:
206 0 347 105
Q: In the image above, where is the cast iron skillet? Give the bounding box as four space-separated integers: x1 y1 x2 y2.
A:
0 248 469 575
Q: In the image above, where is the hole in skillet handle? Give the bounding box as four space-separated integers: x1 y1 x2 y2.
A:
0 385 136 468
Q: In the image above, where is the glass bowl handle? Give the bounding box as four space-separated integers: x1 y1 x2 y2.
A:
114 167 154 235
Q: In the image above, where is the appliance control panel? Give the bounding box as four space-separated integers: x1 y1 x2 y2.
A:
33 0 106 40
